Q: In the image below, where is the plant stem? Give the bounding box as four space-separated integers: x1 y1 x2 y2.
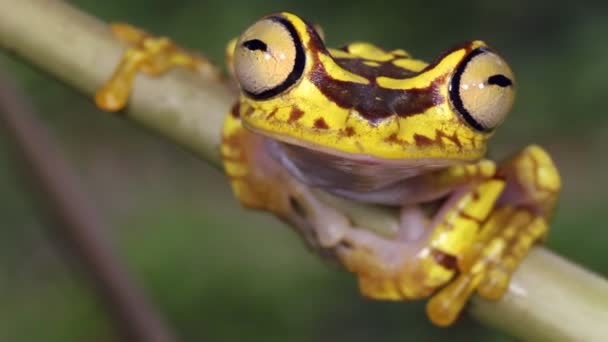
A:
1 0 607 340
471 248 608 341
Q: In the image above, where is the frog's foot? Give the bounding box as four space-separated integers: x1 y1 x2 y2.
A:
427 145 560 326
336 147 559 326
331 160 505 325
95 23 222 112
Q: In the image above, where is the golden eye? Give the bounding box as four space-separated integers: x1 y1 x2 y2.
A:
449 47 515 131
233 16 305 99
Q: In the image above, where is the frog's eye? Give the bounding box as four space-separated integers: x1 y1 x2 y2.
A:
233 16 305 99
449 47 515 132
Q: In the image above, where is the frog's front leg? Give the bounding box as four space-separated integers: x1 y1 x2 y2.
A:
95 23 222 112
427 145 559 325
336 146 559 326
222 112 354 253
336 169 506 324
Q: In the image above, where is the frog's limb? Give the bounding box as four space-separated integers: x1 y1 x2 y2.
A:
222 111 352 251
427 145 560 326
477 145 560 297
336 149 558 326
337 176 505 312
95 23 221 112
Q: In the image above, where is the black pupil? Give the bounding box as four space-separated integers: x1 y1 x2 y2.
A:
487 74 513 87
242 39 268 52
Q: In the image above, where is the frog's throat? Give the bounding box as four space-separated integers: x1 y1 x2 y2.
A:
263 135 471 201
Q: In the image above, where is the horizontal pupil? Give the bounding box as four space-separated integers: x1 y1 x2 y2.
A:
487 74 512 87
243 39 268 52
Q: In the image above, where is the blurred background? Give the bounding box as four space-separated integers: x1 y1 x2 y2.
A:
1 0 607 341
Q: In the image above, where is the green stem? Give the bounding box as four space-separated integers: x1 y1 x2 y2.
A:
1 0 607 340
0 0 232 167
471 248 608 341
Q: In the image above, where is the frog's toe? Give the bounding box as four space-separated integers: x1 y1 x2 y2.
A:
426 205 548 326
95 23 220 112
477 209 547 299
426 272 479 326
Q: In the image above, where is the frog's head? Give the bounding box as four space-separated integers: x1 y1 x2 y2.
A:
231 12 515 162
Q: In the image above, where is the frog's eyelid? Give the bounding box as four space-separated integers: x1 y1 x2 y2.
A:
243 16 307 100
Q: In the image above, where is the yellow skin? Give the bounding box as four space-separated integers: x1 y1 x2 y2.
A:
96 12 561 326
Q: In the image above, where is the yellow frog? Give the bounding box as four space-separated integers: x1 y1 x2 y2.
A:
95 12 561 326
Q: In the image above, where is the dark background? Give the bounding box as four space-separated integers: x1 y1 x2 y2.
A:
1 0 607 340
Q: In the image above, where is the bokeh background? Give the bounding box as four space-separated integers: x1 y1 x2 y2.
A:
1 0 607 341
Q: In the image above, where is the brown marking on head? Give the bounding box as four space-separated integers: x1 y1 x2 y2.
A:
244 105 255 117
230 102 241 118
412 129 463 149
384 133 404 144
342 126 356 137
308 53 446 124
306 24 329 55
469 136 477 148
435 130 462 148
314 117 329 129
302 32 480 126
266 108 278 119
288 106 305 123
334 57 417 79
413 133 434 147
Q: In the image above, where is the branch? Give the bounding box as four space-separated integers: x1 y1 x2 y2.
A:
0 0 233 167
1 0 607 340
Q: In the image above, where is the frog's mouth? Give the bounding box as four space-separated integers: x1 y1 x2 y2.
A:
263 137 472 205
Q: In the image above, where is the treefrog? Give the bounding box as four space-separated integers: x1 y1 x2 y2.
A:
95 12 561 326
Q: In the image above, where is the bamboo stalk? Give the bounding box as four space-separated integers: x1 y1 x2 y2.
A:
1 0 607 340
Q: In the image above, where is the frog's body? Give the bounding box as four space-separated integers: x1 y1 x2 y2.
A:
96 12 561 326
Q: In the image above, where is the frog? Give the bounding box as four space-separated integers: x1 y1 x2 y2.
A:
95 12 561 326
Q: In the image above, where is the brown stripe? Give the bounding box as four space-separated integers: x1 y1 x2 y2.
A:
414 133 434 147
266 108 278 119
384 133 403 144
230 102 240 118
288 106 304 123
303 29 480 126
342 126 356 137
431 248 458 271
334 57 417 79
413 129 463 149
309 61 444 124
314 117 329 129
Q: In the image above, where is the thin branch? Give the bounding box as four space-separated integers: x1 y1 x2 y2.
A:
0 66 176 341
471 248 608 341
0 0 233 167
1 0 607 340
